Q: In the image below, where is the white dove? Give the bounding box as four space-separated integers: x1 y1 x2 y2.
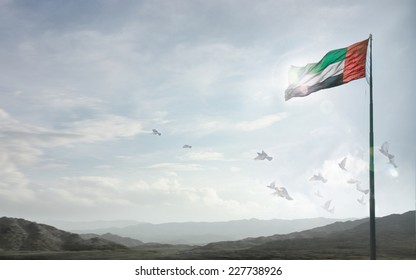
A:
266 181 277 191
322 199 335 214
152 129 161 136
379 142 398 168
276 187 293 201
357 195 366 206
267 182 293 200
388 156 398 168
347 178 360 184
379 142 392 158
338 157 348 171
356 182 369 194
314 189 323 198
254 150 272 161
310 173 327 183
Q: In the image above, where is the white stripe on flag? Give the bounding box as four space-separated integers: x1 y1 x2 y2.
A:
297 60 344 87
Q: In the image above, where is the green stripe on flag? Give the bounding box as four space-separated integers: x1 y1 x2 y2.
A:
288 47 347 86
311 47 347 73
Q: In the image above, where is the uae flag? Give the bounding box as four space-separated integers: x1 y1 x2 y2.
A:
285 39 369 101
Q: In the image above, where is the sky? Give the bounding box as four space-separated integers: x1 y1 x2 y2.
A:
0 0 415 224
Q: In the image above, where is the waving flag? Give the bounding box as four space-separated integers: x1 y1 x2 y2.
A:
285 39 369 101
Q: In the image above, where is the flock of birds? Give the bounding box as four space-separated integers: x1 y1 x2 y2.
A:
259 142 398 214
152 128 398 214
152 129 192 149
311 156 369 213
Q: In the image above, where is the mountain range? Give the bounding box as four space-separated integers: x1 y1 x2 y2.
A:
0 211 414 259
44 219 141 231
72 217 350 244
79 233 144 247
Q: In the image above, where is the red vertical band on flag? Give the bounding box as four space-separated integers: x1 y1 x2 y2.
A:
343 39 369 83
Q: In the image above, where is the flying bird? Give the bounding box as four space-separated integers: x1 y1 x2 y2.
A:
338 157 348 171
273 187 293 200
152 129 161 136
266 182 293 200
356 182 369 195
388 156 398 168
322 199 335 214
254 150 272 161
357 195 366 206
183 144 192 149
379 142 392 158
379 142 398 168
347 178 360 184
314 189 323 198
310 173 327 183
266 181 277 191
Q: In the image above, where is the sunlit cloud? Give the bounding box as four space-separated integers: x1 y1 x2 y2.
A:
181 151 225 161
236 113 288 131
65 114 143 143
146 162 203 171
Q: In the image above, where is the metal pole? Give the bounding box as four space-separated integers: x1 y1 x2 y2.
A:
368 34 376 260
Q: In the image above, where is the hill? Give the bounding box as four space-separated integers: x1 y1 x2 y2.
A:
0 217 126 252
79 233 144 247
172 211 416 259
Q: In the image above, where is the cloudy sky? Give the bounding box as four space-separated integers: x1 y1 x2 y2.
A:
1 0 414 224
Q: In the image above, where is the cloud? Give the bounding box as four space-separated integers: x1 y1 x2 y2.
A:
9 174 248 221
0 145 35 202
32 89 105 110
62 176 121 189
162 42 254 93
230 167 241 173
65 114 143 144
0 110 40 202
36 175 134 210
181 151 225 161
236 113 288 131
0 109 145 208
170 113 288 136
0 108 45 135
1 108 143 147
190 118 232 135
125 178 256 220
146 162 203 171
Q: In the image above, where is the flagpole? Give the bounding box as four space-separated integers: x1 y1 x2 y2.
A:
368 34 376 260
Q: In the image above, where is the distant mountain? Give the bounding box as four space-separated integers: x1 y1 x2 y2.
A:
173 211 416 259
74 217 350 245
0 217 126 251
195 217 369 251
43 219 141 231
80 233 144 247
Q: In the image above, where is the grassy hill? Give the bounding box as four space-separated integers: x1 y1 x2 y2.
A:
172 211 415 259
0 217 126 253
